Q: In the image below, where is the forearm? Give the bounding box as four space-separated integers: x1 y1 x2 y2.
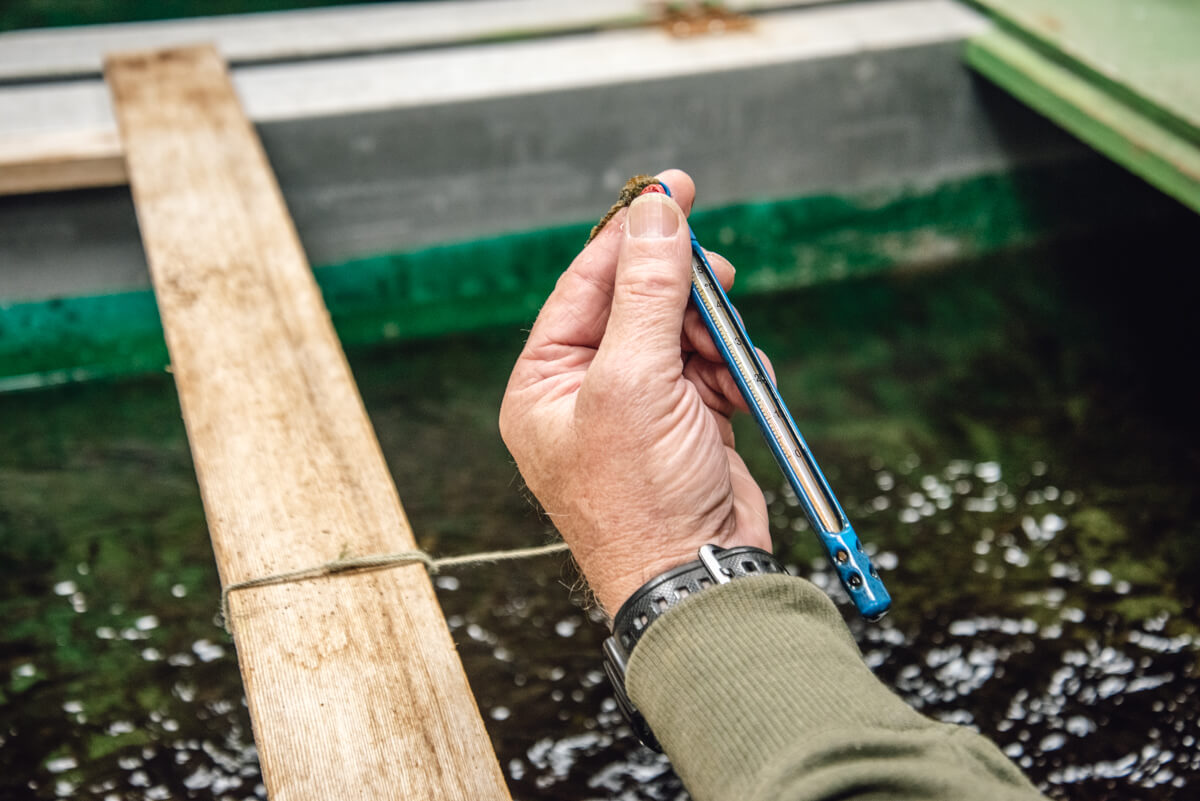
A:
625 575 1047 801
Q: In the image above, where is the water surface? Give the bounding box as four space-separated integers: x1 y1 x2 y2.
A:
2 228 1197 799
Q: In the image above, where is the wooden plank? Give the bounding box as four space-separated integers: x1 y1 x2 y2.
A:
966 29 1200 214
104 45 510 800
0 130 124 195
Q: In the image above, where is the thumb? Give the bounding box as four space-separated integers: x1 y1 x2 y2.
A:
596 192 694 372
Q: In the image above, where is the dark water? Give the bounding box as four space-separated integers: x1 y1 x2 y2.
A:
2 228 1198 800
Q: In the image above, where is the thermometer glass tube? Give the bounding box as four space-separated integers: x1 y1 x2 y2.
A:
653 182 892 620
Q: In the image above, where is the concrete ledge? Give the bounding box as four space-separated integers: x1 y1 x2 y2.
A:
0 0 1100 304
0 0 818 82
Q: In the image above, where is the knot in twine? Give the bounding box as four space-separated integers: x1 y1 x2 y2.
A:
219 541 570 633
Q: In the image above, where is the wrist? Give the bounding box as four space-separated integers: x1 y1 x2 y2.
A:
587 539 771 617
592 551 706 619
601 543 788 751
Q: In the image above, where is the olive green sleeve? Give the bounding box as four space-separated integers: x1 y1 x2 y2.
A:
624 575 1048 801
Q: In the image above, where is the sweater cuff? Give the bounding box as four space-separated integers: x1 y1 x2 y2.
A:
624 575 930 798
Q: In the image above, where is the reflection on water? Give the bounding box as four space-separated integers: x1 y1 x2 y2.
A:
2 230 1198 799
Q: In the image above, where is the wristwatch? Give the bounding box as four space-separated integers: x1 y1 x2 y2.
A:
601 543 788 751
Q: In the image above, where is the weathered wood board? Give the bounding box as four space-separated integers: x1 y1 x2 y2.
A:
0 129 125 195
105 44 510 800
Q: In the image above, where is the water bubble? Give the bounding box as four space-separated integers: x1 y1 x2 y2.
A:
192 640 226 662
1004 547 1030 567
1062 608 1086 623
1088 569 1113 586
974 462 1002 483
490 706 511 721
171 584 187 598
167 652 195 667
54 581 77 596
435 576 460 591
1041 513 1066 533
874 552 899 570
1049 562 1078 580
135 615 159 631
1039 733 1067 752
949 620 978 636
46 756 77 773
946 460 972 478
1065 715 1096 736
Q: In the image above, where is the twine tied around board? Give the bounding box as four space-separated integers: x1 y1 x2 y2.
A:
218 175 663 634
218 541 571 633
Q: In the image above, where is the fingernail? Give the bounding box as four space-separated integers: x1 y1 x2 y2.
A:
627 193 680 239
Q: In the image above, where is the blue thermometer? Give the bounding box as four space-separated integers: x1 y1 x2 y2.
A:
654 181 890 620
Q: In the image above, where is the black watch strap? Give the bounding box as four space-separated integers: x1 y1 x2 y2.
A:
601 544 787 751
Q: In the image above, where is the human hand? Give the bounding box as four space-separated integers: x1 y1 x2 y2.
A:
499 169 772 615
